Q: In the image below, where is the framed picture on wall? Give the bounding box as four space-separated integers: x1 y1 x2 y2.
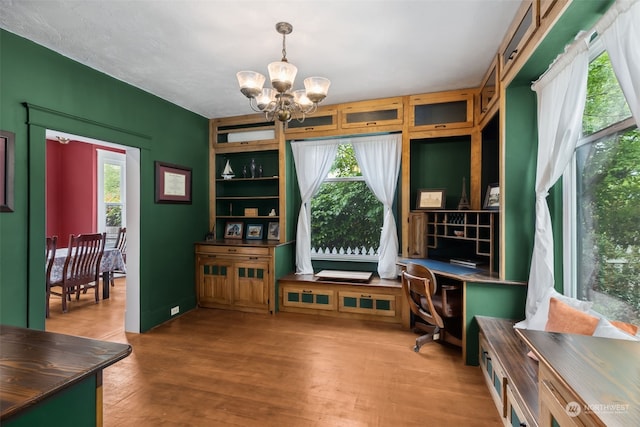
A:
0 130 15 213
415 188 446 210
483 183 500 210
155 161 192 204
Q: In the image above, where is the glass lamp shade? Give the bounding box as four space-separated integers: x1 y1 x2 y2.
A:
304 77 330 103
268 61 297 93
237 71 266 98
255 88 276 110
293 90 313 110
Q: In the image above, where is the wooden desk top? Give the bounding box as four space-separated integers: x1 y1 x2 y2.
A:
397 258 526 285
0 324 131 421
517 328 640 426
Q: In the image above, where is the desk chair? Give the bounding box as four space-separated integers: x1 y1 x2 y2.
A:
110 227 127 287
45 235 58 318
48 233 105 314
401 262 462 352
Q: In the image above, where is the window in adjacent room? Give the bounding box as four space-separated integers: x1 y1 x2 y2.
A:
97 149 126 247
569 46 639 324
310 143 383 261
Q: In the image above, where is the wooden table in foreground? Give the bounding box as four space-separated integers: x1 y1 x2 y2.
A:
0 324 131 427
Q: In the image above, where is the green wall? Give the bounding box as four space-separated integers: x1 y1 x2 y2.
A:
0 30 209 330
502 0 614 283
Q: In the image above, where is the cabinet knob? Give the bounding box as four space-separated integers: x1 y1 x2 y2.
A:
360 294 372 298
508 49 518 60
435 124 446 128
366 122 377 126
227 249 237 253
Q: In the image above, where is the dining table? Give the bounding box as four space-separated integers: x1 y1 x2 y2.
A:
49 246 126 299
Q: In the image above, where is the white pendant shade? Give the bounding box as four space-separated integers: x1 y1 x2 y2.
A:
293 90 313 109
256 88 276 110
268 61 298 92
236 71 266 98
304 77 331 98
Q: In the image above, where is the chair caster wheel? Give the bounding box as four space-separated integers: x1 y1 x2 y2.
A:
413 345 420 352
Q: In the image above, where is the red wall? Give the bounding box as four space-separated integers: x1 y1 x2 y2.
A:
45 139 124 248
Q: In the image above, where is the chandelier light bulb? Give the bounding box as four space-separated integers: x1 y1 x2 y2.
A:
236 22 330 122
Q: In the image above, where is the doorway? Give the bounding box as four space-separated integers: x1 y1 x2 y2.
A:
45 130 140 333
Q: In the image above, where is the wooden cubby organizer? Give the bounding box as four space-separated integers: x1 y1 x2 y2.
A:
409 210 497 273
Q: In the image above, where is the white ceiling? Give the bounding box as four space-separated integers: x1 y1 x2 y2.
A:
0 0 522 119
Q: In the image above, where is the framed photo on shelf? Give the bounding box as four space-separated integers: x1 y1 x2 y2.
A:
245 224 263 240
224 222 244 239
267 222 280 240
416 188 446 210
155 161 192 204
483 183 500 210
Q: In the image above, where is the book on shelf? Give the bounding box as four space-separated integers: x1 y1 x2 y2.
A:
449 258 485 268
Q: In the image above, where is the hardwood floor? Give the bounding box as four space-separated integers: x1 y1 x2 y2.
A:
46 279 501 426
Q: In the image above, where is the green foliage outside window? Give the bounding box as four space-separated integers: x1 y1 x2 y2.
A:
578 51 639 324
311 144 383 252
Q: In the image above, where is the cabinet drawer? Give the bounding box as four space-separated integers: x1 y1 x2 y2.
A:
195 245 270 257
285 107 338 135
281 285 336 310
539 364 592 427
338 291 396 317
479 333 508 419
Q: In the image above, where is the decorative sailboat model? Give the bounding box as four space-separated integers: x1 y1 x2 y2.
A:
221 160 234 180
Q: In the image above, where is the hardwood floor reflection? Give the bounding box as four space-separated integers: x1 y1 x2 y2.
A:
46 278 500 426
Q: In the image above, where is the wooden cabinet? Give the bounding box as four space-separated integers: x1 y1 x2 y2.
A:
478 55 500 126
409 90 474 132
499 0 538 78
340 97 404 130
278 274 408 326
210 113 287 243
195 243 274 314
409 210 497 273
284 106 338 137
407 211 427 258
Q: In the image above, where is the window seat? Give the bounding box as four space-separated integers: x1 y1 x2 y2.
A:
277 273 409 327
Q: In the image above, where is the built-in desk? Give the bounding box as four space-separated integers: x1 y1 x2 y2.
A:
0 325 131 427
398 258 527 364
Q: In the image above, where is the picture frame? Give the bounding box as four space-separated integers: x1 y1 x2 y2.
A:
1 130 15 213
245 224 263 240
224 222 244 239
416 188 446 210
483 183 500 210
155 161 192 204
267 222 280 240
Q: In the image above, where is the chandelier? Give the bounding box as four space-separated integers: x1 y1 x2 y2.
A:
236 22 330 123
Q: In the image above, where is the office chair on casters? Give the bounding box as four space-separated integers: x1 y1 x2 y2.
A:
401 262 462 352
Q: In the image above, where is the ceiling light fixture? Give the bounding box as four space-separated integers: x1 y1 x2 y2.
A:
237 22 330 123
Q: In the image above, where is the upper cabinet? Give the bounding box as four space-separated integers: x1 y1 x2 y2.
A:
285 107 338 137
210 115 279 154
409 89 474 132
477 55 500 126
499 0 538 78
340 97 404 130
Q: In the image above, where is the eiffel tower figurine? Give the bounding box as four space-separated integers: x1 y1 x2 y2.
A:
458 177 470 210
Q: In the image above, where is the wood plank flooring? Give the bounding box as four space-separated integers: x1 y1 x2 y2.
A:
46 279 501 426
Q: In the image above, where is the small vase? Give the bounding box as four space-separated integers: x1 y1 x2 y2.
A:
242 165 247 178
258 165 263 178
250 158 256 178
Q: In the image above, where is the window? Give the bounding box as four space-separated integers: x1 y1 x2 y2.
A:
310 144 383 260
97 150 126 246
567 48 639 324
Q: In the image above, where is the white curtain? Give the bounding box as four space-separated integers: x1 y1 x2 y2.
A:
596 0 640 126
518 37 590 328
291 139 339 274
353 134 402 278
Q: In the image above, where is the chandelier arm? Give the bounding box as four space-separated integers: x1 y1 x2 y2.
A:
248 97 262 113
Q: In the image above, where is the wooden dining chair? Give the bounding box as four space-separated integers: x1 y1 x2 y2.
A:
45 235 58 318
110 227 127 287
48 233 106 314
